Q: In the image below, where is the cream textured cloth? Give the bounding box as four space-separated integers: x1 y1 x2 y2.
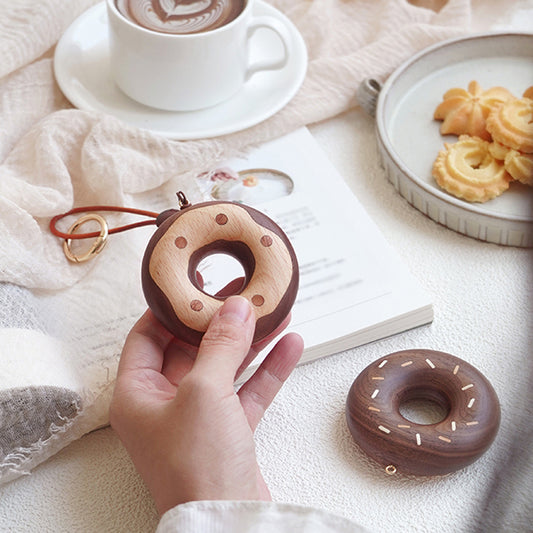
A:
0 0 521 485
0 0 472 290
156 501 367 532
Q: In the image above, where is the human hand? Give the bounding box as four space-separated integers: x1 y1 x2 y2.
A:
109 295 303 515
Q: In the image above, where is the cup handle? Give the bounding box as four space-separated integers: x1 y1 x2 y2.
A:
245 16 291 81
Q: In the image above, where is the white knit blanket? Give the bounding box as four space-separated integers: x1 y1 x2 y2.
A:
0 0 530 486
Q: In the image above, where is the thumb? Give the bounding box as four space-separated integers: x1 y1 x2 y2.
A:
192 296 256 382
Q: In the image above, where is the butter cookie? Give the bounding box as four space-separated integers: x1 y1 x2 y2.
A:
434 81 513 141
504 150 533 186
489 141 533 186
486 97 533 153
432 135 511 202
488 140 510 161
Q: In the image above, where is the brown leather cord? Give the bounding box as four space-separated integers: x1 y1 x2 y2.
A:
50 205 159 240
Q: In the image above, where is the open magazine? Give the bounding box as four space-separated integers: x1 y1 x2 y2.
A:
195 128 433 379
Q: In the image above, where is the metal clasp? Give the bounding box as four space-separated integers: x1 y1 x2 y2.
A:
177 191 191 210
63 214 109 263
385 465 397 475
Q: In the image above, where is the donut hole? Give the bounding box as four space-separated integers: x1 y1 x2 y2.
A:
398 387 450 426
190 241 255 299
195 254 247 297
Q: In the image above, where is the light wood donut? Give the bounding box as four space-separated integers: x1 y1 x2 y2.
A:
142 201 299 346
346 349 500 476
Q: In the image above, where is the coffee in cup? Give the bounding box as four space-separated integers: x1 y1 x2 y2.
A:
107 0 292 111
114 0 245 34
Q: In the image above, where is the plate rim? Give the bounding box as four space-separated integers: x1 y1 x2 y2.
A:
375 31 533 229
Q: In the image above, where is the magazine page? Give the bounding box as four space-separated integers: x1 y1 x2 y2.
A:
195 128 433 371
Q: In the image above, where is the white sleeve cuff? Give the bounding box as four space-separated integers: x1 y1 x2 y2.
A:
156 500 367 533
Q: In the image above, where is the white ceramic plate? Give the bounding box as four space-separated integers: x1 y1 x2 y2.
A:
368 32 533 247
54 1 307 140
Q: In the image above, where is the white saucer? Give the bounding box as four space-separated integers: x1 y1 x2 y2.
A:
54 1 308 140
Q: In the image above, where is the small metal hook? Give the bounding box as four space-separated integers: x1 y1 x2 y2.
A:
177 191 191 210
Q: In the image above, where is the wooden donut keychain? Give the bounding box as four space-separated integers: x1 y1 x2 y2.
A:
346 349 500 476
142 192 299 346
50 191 299 346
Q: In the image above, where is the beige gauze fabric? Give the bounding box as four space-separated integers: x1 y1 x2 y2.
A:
0 0 470 483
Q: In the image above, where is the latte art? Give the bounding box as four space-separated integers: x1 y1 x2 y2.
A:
115 0 246 34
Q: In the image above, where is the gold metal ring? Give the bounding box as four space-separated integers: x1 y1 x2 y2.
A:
63 214 109 263
385 465 397 476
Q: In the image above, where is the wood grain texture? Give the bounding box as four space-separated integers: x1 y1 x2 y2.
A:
142 201 299 345
346 349 500 476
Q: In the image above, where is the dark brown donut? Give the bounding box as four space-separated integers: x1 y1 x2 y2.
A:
142 200 299 346
346 349 500 476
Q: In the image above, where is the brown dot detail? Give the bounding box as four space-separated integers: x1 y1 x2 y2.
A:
190 300 204 312
252 295 265 307
216 213 228 225
175 236 188 249
260 235 273 247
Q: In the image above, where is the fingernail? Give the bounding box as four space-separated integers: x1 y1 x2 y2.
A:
220 296 252 323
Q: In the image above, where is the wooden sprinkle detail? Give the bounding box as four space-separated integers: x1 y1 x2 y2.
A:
378 360 388 368
251 294 265 307
416 433 422 446
215 213 228 225
368 406 381 412
260 235 273 247
401 361 413 367
371 377 384 381
378 425 391 434
398 424 411 429
461 384 474 391
190 300 203 312
174 236 187 249
468 398 476 408
466 421 479 426
426 358 436 369
451 421 457 431
453 365 460 375
371 389 380 399
438 436 452 443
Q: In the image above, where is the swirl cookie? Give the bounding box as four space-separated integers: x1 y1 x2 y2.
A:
486 96 533 153
505 151 533 186
432 135 511 202
489 141 533 186
487 140 510 161
434 81 513 141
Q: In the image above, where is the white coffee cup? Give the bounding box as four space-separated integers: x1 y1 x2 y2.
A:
106 0 292 111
